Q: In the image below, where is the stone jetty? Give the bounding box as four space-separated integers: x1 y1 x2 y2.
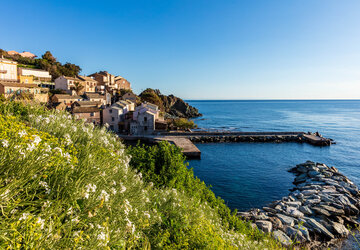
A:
237 161 360 248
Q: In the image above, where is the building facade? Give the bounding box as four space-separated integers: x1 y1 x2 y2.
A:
0 58 18 81
18 67 54 89
121 92 137 103
0 82 48 102
77 75 97 93
55 76 86 95
72 107 101 125
114 76 131 90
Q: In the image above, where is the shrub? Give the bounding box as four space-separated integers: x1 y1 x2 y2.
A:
0 101 279 248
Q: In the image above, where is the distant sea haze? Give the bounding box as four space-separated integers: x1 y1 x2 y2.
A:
186 100 360 211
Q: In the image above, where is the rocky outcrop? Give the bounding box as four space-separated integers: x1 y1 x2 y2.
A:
237 161 360 248
139 88 202 118
161 94 202 118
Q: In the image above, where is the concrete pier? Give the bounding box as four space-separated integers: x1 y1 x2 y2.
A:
118 131 334 159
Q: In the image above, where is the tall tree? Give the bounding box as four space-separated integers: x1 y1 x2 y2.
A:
42 51 56 64
71 81 84 95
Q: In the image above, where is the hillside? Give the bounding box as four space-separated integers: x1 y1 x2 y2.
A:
0 101 278 248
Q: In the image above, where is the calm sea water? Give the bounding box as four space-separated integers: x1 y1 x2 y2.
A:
186 100 360 211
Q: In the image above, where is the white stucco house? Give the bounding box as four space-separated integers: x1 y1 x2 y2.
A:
0 58 18 81
103 100 134 132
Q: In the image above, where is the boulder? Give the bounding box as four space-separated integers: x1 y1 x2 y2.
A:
294 224 311 241
299 206 314 216
306 218 335 239
320 205 345 216
255 220 272 233
308 170 321 178
311 207 331 217
285 226 307 243
269 216 283 230
273 230 292 247
286 207 304 218
329 221 349 237
302 190 318 196
276 214 296 226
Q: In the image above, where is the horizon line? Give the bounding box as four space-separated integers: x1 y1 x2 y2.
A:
185 98 360 101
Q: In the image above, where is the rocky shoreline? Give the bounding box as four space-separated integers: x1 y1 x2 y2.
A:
237 161 360 248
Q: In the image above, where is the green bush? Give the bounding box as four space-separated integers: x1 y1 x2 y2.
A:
0 101 279 249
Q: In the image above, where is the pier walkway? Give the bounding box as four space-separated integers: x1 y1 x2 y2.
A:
119 131 334 159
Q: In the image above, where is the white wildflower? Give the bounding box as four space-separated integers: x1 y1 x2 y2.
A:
26 143 36 152
33 135 42 145
71 216 80 224
63 134 72 146
144 211 151 219
18 130 27 137
19 212 30 221
1 139 9 148
36 217 45 229
119 184 126 194
98 190 110 202
111 187 117 195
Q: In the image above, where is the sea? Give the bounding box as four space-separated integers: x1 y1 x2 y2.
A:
186 100 360 247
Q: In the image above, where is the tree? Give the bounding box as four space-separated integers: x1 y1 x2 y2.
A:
71 81 84 95
42 51 56 64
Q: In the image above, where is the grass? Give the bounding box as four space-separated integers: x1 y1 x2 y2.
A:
0 100 281 249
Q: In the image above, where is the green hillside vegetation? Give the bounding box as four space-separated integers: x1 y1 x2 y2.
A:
0 100 280 249
0 49 81 80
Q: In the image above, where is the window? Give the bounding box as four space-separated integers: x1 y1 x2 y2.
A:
144 117 147 122
144 126 147 131
90 112 95 117
109 109 112 114
112 117 115 121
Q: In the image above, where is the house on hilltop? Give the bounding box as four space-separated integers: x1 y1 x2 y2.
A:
121 92 137 103
114 75 131 90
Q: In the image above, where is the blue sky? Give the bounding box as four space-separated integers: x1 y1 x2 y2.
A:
2 0 360 99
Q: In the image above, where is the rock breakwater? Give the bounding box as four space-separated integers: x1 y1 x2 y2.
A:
237 161 360 248
189 132 333 146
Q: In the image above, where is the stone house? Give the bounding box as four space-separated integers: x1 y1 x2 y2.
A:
0 58 18 81
72 107 100 125
114 76 131 90
131 110 156 135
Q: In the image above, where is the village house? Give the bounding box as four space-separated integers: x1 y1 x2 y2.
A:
130 102 161 135
51 94 83 108
84 92 108 106
18 68 54 89
55 76 86 94
88 71 115 93
114 75 131 90
72 106 101 125
77 75 97 93
71 101 102 108
6 51 37 59
0 58 18 81
121 92 137 103
102 100 135 133
0 82 49 102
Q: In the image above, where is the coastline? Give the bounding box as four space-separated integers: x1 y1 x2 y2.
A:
238 161 360 248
